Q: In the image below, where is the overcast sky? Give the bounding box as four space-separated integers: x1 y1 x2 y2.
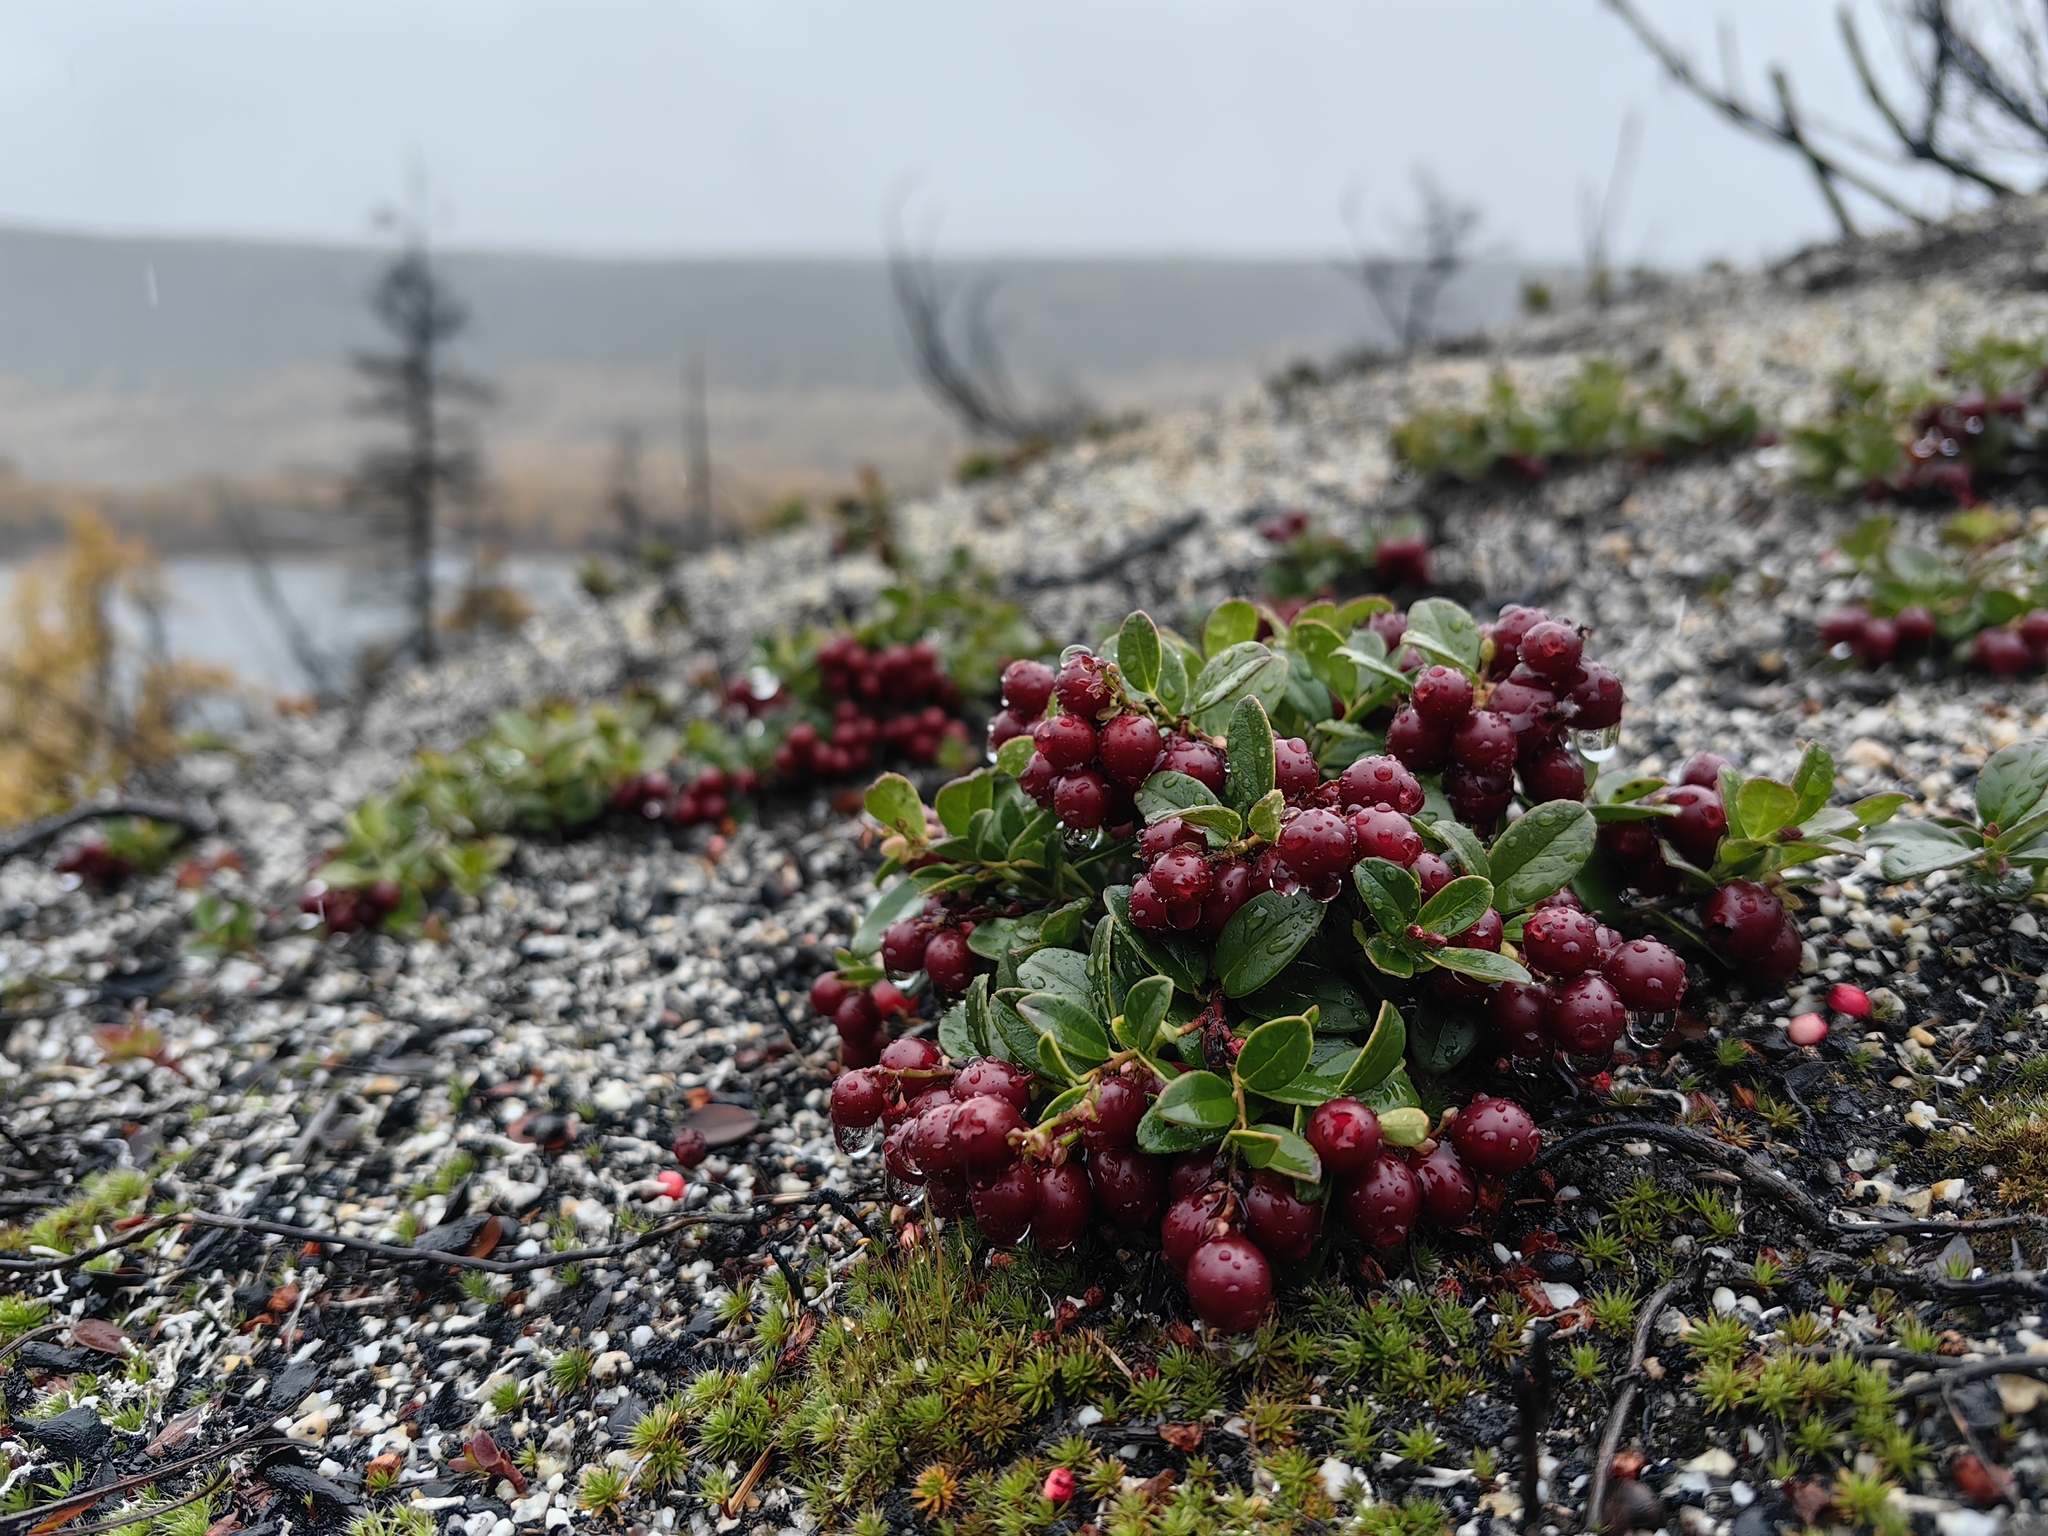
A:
0 1 1990 266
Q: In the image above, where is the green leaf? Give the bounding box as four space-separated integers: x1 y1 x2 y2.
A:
1019 991 1111 1070
1118 975 1174 1053
1214 889 1325 997
1736 777 1800 838
1104 885 1209 993
1431 946 1533 983
1432 819 1491 881
1977 741 2048 831
995 734 1036 777
1136 770 1222 823
933 772 995 838
1136 1101 1227 1154
1225 696 1278 812
1487 800 1596 911
1225 1124 1321 1182
1346 1002 1406 1090
1116 610 1164 696
1378 1106 1431 1148
1190 642 1289 733
1019 947 1091 1000
1362 932 1421 977
1234 1014 1315 1095
1416 874 1494 938
1247 789 1285 844
1401 598 1483 673
1155 643 1191 717
1791 744 1836 823
1203 598 1259 658
849 877 926 958
864 773 926 842
1156 1070 1238 1129
1352 857 1421 932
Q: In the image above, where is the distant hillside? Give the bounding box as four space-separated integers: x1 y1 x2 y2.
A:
0 226 1542 541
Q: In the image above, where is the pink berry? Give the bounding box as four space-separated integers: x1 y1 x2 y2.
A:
1184 1236 1274 1333
1787 1012 1829 1046
1307 1099 1383 1175
1828 983 1871 1019
1448 1095 1541 1174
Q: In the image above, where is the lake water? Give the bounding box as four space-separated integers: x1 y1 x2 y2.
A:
0 552 585 696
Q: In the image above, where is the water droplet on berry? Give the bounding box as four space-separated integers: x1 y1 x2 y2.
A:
835 1123 881 1158
1575 725 1621 762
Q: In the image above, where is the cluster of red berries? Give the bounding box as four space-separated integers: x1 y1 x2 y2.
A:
1491 890 1689 1059
808 969 916 1069
997 655 1175 835
764 635 973 779
298 877 403 935
1382 605 1622 827
610 766 760 827
1819 604 2048 676
827 1044 1542 1333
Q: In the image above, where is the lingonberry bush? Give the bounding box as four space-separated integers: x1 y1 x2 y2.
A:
812 594 1901 1334
1816 511 2048 673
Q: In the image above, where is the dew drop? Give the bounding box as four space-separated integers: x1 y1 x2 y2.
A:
1576 725 1622 763
835 1123 880 1159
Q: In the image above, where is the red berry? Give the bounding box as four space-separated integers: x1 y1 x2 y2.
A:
830 1070 886 1129
1347 806 1420 867
1449 1096 1540 1174
1974 627 2032 676
1519 621 1583 682
881 920 928 974
672 1128 709 1167
1032 1163 1093 1250
1054 654 1119 718
1603 939 1689 1011
1414 1142 1477 1226
1702 880 1784 961
1522 906 1603 978
879 1036 942 1073
1184 1236 1273 1333
810 973 851 1018
1278 808 1355 881
953 1094 1024 1173
923 930 974 992
1451 711 1517 772
953 1057 1033 1113
1158 738 1226 794
1082 1078 1149 1152
1547 973 1627 1055
1036 714 1098 770
1342 1155 1421 1248
1561 663 1624 729
1018 751 1058 805
1657 784 1727 867
1053 769 1112 829
1099 714 1165 784
1244 1170 1321 1262
1001 659 1056 718
1338 755 1424 814
1149 848 1214 904
1678 752 1732 789
969 1161 1037 1245
1386 707 1451 773
1306 1098 1383 1175
1410 665 1474 728
1087 1147 1164 1228
1520 745 1587 803
1491 981 1553 1059
1412 851 1453 899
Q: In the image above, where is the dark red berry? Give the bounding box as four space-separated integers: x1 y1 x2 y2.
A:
1184 1236 1273 1333
952 1057 1033 1114
1032 1163 1093 1250
1410 665 1475 728
1278 808 1355 881
1338 755 1424 814
879 1036 942 1073
1001 659 1056 718
1087 1147 1165 1228
1414 1142 1477 1226
810 973 851 1018
1449 1095 1540 1174
1036 714 1098 770
1274 736 1321 799
969 1161 1037 1245
1082 1078 1149 1152
881 920 928 974
1243 1170 1321 1262
1657 784 1727 867
1519 621 1583 682
1347 807 1421 866
1158 738 1226 794
1306 1098 1383 1175
1491 981 1553 1059
1604 938 1689 1011
1547 973 1627 1055
672 1128 709 1167
1451 711 1517 772
830 1069 887 1129
923 930 974 992
1386 707 1451 773
1522 906 1603 978
1053 770 1112 829
1342 1155 1421 1248
1099 714 1165 784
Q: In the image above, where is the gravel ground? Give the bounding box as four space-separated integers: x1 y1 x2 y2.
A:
7 204 2048 1536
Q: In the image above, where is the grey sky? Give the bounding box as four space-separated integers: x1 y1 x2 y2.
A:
0 2 1970 265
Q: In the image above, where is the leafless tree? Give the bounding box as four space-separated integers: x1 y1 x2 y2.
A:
1341 170 1482 354
888 221 1092 446
1581 112 1644 307
350 233 489 666
1603 0 2043 239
